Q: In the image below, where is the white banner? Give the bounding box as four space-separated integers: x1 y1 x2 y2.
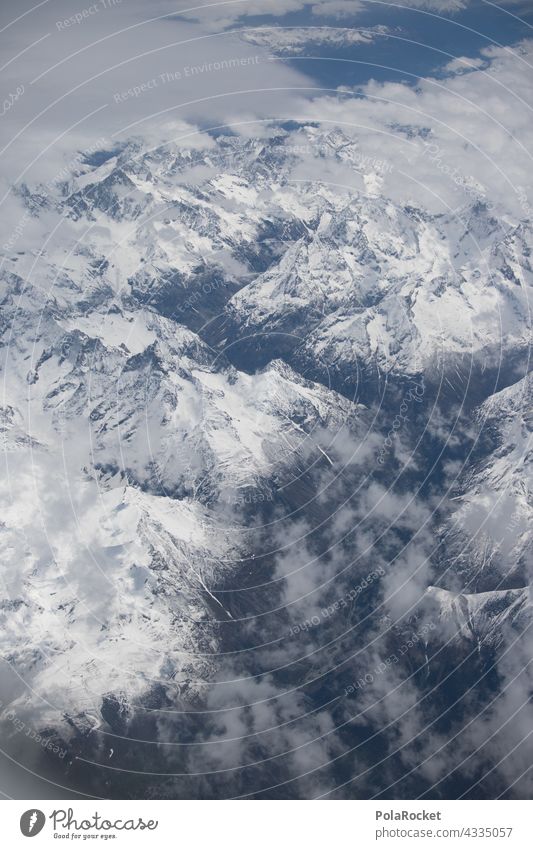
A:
3 800 531 848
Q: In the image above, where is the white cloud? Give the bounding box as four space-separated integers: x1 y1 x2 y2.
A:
0 0 313 188
239 24 388 54
2 0 531 210
289 39 533 216
443 56 487 74
310 0 365 17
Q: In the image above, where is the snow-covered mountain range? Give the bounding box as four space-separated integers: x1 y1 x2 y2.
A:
1 125 531 797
